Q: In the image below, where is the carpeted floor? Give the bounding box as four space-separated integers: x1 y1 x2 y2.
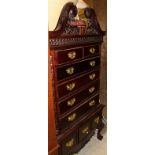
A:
74 128 107 155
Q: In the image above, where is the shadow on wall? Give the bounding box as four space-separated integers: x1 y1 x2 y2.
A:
93 0 107 118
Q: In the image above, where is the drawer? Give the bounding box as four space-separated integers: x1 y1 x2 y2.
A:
57 57 100 81
79 121 91 141
84 45 100 57
57 70 99 98
58 80 99 115
59 94 100 130
61 131 77 155
56 48 83 65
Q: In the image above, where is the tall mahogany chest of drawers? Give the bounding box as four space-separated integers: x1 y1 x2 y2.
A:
48 2 105 155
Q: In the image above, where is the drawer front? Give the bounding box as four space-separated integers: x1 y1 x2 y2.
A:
57 57 100 81
59 95 100 130
79 121 91 141
58 80 99 115
61 131 77 155
56 48 83 65
57 70 99 98
84 45 100 57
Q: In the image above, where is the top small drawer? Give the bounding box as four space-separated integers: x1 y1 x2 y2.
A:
56 48 83 65
84 45 100 57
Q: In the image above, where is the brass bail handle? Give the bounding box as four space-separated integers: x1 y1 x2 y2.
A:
89 73 96 80
68 51 76 59
67 98 76 106
66 138 74 147
89 47 96 54
82 127 89 134
66 67 74 75
94 117 100 124
89 100 95 106
89 86 95 93
89 61 96 67
68 113 76 122
66 83 75 91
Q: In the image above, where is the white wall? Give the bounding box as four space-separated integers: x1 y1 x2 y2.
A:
48 0 78 31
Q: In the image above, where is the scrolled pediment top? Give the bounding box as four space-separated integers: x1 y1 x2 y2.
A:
49 2 104 38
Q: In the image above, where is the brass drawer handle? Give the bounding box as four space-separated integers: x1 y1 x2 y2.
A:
89 47 96 54
68 51 76 59
66 83 75 91
82 127 89 134
89 61 96 67
68 113 76 122
89 86 95 93
94 117 100 124
89 73 96 80
66 67 74 75
89 100 95 106
67 98 76 106
65 138 74 147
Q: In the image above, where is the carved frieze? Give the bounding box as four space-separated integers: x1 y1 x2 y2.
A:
49 36 103 48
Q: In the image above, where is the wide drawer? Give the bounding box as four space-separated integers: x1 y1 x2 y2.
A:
57 70 99 98
84 45 100 57
57 57 100 81
61 131 77 155
58 80 99 115
59 95 100 130
56 48 83 65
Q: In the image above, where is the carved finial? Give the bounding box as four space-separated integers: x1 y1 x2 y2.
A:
84 7 103 34
53 2 78 35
